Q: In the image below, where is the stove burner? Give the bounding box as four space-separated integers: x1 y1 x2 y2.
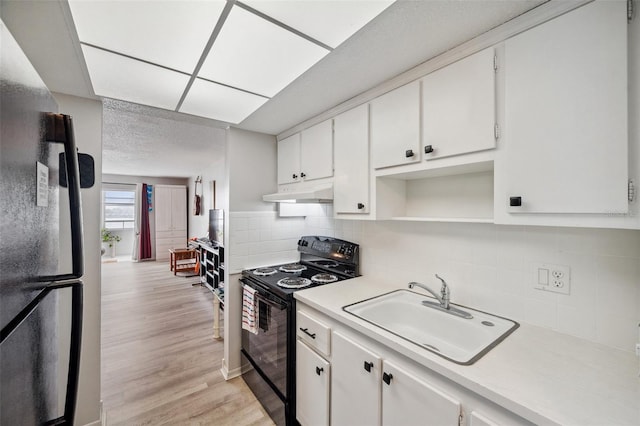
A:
279 263 307 273
253 267 277 276
277 277 312 289
311 273 338 284
312 260 339 268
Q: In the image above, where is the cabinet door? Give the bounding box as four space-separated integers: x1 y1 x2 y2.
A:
422 47 496 160
331 331 381 426
296 340 330 426
154 186 172 232
277 133 301 185
371 81 421 169
334 104 370 214
300 120 333 181
170 187 186 232
381 360 460 426
502 1 628 214
470 411 500 426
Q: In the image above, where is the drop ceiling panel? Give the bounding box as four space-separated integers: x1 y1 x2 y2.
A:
82 45 189 111
180 78 269 124
198 6 329 97
68 0 225 73
243 0 395 48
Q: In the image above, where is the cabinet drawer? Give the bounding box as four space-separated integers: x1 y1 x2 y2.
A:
156 230 186 239
297 311 331 356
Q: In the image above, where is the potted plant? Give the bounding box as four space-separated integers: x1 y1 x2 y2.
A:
101 228 121 257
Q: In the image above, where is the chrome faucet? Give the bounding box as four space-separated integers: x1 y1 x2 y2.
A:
409 274 450 309
408 274 473 319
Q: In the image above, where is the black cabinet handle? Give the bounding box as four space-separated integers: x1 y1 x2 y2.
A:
292 173 298 179
382 372 393 385
316 366 324 376
424 145 434 154
364 361 373 372
510 196 522 207
357 203 365 210
299 327 316 339
301 172 306 178
405 149 414 158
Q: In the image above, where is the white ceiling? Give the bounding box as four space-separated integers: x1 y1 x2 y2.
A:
0 0 547 177
67 0 395 124
101 99 227 177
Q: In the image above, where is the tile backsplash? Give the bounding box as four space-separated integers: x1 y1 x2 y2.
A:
228 205 361 273
229 206 640 353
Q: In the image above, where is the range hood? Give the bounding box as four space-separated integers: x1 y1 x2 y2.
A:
263 183 333 203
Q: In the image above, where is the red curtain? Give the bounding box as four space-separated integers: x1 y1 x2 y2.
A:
139 183 152 260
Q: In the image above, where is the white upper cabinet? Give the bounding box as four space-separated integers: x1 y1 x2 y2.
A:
277 120 333 185
499 0 628 215
334 104 370 214
370 80 421 169
422 47 497 160
301 120 333 182
277 133 302 185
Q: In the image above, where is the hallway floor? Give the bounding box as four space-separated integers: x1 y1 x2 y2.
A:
101 260 273 425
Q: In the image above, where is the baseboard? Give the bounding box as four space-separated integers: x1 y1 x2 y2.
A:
82 401 105 426
220 358 243 380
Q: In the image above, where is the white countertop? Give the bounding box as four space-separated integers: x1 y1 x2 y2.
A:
294 276 640 426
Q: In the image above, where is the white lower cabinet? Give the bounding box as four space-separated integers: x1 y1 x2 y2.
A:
296 340 330 426
382 359 461 426
297 305 532 426
331 331 382 425
330 330 460 426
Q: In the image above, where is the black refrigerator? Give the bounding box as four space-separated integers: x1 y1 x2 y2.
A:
0 21 85 425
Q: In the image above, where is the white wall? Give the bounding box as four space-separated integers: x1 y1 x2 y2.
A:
278 205 640 354
223 128 277 378
187 171 226 238
53 93 102 426
227 128 277 212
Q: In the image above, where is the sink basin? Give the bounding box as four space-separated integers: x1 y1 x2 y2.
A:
343 290 519 365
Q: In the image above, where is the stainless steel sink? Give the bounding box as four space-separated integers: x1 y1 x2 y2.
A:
343 290 519 365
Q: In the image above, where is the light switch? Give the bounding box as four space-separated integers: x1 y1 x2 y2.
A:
538 268 549 286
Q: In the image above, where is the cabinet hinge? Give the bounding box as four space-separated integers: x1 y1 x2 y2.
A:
493 54 498 72
628 0 634 22
494 123 500 141
629 179 636 202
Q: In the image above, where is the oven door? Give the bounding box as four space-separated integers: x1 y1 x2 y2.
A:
241 282 289 399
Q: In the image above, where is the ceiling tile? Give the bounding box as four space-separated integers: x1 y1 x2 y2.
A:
68 0 225 73
198 6 329 98
180 78 269 124
242 0 395 48
82 45 190 111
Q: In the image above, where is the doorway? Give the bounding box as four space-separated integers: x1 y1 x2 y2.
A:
101 183 136 263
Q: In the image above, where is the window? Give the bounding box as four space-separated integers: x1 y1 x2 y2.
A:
103 189 135 229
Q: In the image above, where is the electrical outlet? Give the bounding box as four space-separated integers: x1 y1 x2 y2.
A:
534 263 571 295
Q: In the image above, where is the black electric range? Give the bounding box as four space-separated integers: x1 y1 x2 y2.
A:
239 236 360 426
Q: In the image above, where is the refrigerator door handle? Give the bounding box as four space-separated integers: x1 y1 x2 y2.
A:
0 280 83 426
42 113 84 281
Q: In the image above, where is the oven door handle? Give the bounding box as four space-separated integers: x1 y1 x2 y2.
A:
254 291 287 311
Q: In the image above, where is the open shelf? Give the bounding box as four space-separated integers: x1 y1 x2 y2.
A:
376 165 494 223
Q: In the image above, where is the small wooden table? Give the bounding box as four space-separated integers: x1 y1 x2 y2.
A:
169 248 197 275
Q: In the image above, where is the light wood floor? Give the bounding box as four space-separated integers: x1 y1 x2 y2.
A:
101 260 274 426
